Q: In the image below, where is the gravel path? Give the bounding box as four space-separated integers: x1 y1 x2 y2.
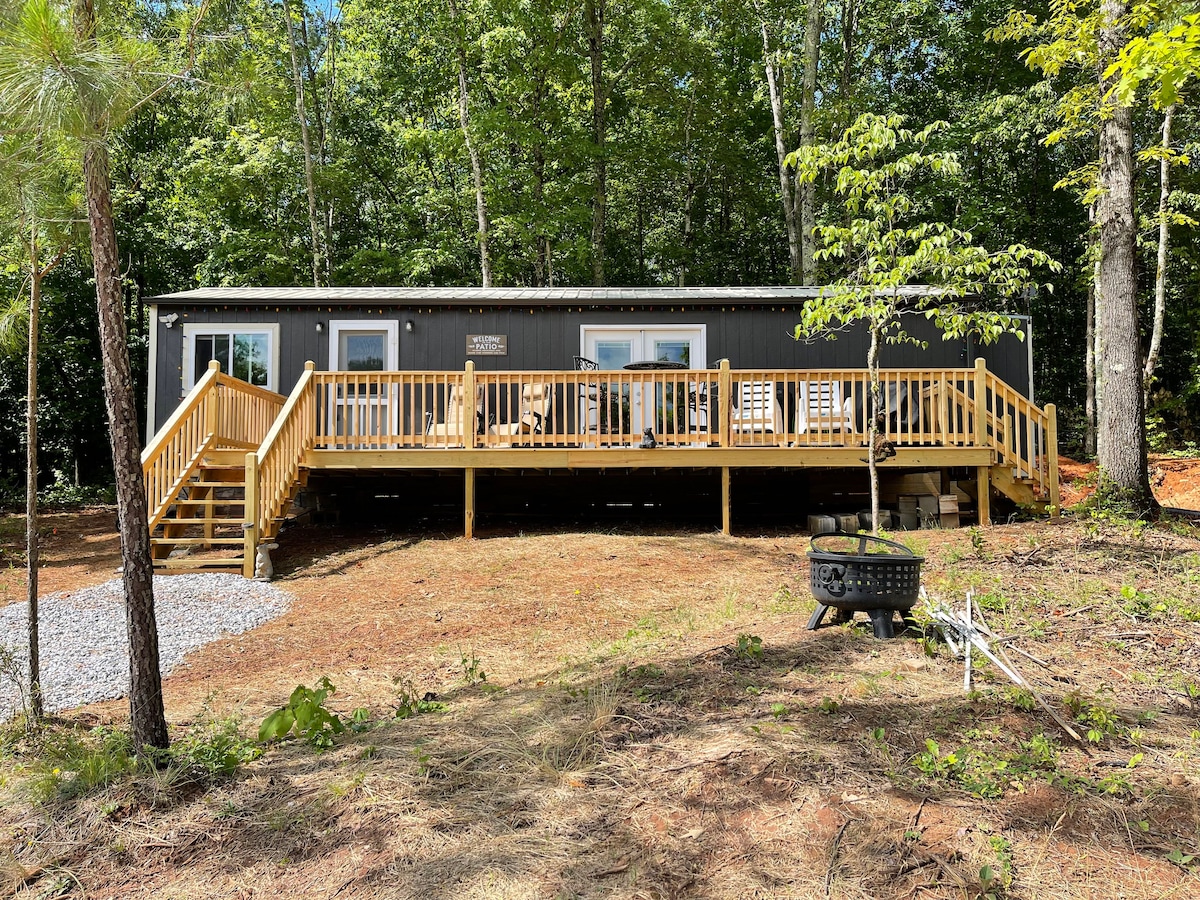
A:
0 574 292 721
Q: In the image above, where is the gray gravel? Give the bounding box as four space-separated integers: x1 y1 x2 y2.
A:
0 574 292 721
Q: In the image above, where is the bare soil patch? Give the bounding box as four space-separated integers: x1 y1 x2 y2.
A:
3 501 1200 899
0 509 121 605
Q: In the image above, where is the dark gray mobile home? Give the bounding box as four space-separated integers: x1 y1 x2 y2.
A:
142 286 1056 577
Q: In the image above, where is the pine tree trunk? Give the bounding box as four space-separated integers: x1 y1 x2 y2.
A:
1144 104 1173 409
449 0 491 287
282 0 324 287
586 0 607 286
27 230 42 723
760 20 801 282
1096 0 1154 510
798 0 822 284
74 0 168 754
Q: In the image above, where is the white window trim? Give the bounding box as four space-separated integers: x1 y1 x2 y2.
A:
182 322 281 392
579 324 707 369
329 319 399 370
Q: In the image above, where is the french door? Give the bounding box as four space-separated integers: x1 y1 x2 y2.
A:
579 326 706 436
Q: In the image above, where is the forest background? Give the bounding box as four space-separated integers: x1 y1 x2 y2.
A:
0 0 1196 499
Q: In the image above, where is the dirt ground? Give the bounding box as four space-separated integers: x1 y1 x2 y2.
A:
3 470 1200 899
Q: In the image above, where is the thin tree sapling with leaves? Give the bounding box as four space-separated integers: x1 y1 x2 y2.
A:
788 114 1059 533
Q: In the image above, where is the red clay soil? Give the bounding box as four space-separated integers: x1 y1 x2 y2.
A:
1057 455 1200 510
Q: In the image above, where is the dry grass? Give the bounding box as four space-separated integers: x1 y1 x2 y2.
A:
2 512 1200 898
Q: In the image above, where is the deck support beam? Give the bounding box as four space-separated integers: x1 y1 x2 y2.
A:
721 467 731 535
243 452 259 578
464 467 476 538
976 465 990 527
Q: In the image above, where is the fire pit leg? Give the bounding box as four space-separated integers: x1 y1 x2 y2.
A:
806 604 830 631
866 609 896 639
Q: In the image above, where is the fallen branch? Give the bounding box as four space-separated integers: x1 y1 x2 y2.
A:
920 588 1085 745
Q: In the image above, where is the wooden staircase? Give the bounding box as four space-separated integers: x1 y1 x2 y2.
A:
150 450 250 573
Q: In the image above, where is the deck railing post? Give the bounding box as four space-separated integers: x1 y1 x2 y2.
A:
973 357 988 449
206 360 221 442
464 360 477 449
243 451 259 579
718 359 732 448
1046 403 1060 513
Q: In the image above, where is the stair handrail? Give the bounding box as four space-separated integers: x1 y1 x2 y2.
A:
245 361 317 576
142 361 222 530
978 362 1059 505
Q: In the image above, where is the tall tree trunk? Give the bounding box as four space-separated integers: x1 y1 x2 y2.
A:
26 223 42 723
1096 0 1154 509
1144 103 1174 409
798 0 822 284
1085 225 1097 457
449 0 491 287
760 20 801 282
586 0 608 286
838 0 857 125
73 0 168 754
282 0 324 287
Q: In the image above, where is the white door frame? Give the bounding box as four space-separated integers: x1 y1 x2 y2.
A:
327 320 401 445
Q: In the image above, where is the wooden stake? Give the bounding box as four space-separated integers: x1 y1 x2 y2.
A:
977 465 990 527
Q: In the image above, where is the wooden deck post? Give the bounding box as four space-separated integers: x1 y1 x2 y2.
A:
464 467 476 538
464 360 477 449
721 466 731 535
205 359 221 441
718 359 732 448
973 357 988 449
976 465 990 527
1045 403 1060 513
243 451 259 578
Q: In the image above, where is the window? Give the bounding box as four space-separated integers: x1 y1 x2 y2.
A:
183 324 279 392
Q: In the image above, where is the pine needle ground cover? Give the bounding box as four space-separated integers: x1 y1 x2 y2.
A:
1 508 1199 899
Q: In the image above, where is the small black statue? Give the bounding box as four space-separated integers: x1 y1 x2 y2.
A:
640 428 657 449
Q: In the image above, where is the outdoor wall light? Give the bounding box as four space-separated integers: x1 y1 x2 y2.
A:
315 321 324 334
405 319 415 333
158 312 179 328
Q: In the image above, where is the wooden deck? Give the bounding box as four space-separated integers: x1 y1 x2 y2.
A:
142 359 1059 575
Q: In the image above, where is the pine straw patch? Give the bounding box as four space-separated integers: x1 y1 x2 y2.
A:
3 516 1200 898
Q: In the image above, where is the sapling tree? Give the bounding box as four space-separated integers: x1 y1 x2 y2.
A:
788 114 1059 533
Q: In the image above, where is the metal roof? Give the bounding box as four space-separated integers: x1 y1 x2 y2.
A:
150 285 942 306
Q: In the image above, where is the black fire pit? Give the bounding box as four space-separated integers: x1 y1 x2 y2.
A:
806 532 924 638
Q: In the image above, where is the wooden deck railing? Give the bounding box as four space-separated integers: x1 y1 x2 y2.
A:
141 361 286 530
245 363 317 575
303 363 1000 452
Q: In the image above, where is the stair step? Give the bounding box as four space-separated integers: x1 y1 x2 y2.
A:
175 498 245 506
190 480 247 489
153 557 244 570
160 518 246 526
204 450 252 466
151 537 245 546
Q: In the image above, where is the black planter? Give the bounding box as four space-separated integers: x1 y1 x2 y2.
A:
806 532 924 638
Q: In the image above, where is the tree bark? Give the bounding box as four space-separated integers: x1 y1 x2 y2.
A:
282 0 324 287
1096 0 1154 509
74 0 169 755
586 0 607 286
798 0 822 284
26 221 42 723
867 325 881 533
1144 103 1173 409
448 0 492 287
1085 211 1097 457
760 20 801 282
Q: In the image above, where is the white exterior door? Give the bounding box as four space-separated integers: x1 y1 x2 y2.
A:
328 321 400 444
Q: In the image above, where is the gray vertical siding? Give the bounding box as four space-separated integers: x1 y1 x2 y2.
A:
150 305 1031 432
